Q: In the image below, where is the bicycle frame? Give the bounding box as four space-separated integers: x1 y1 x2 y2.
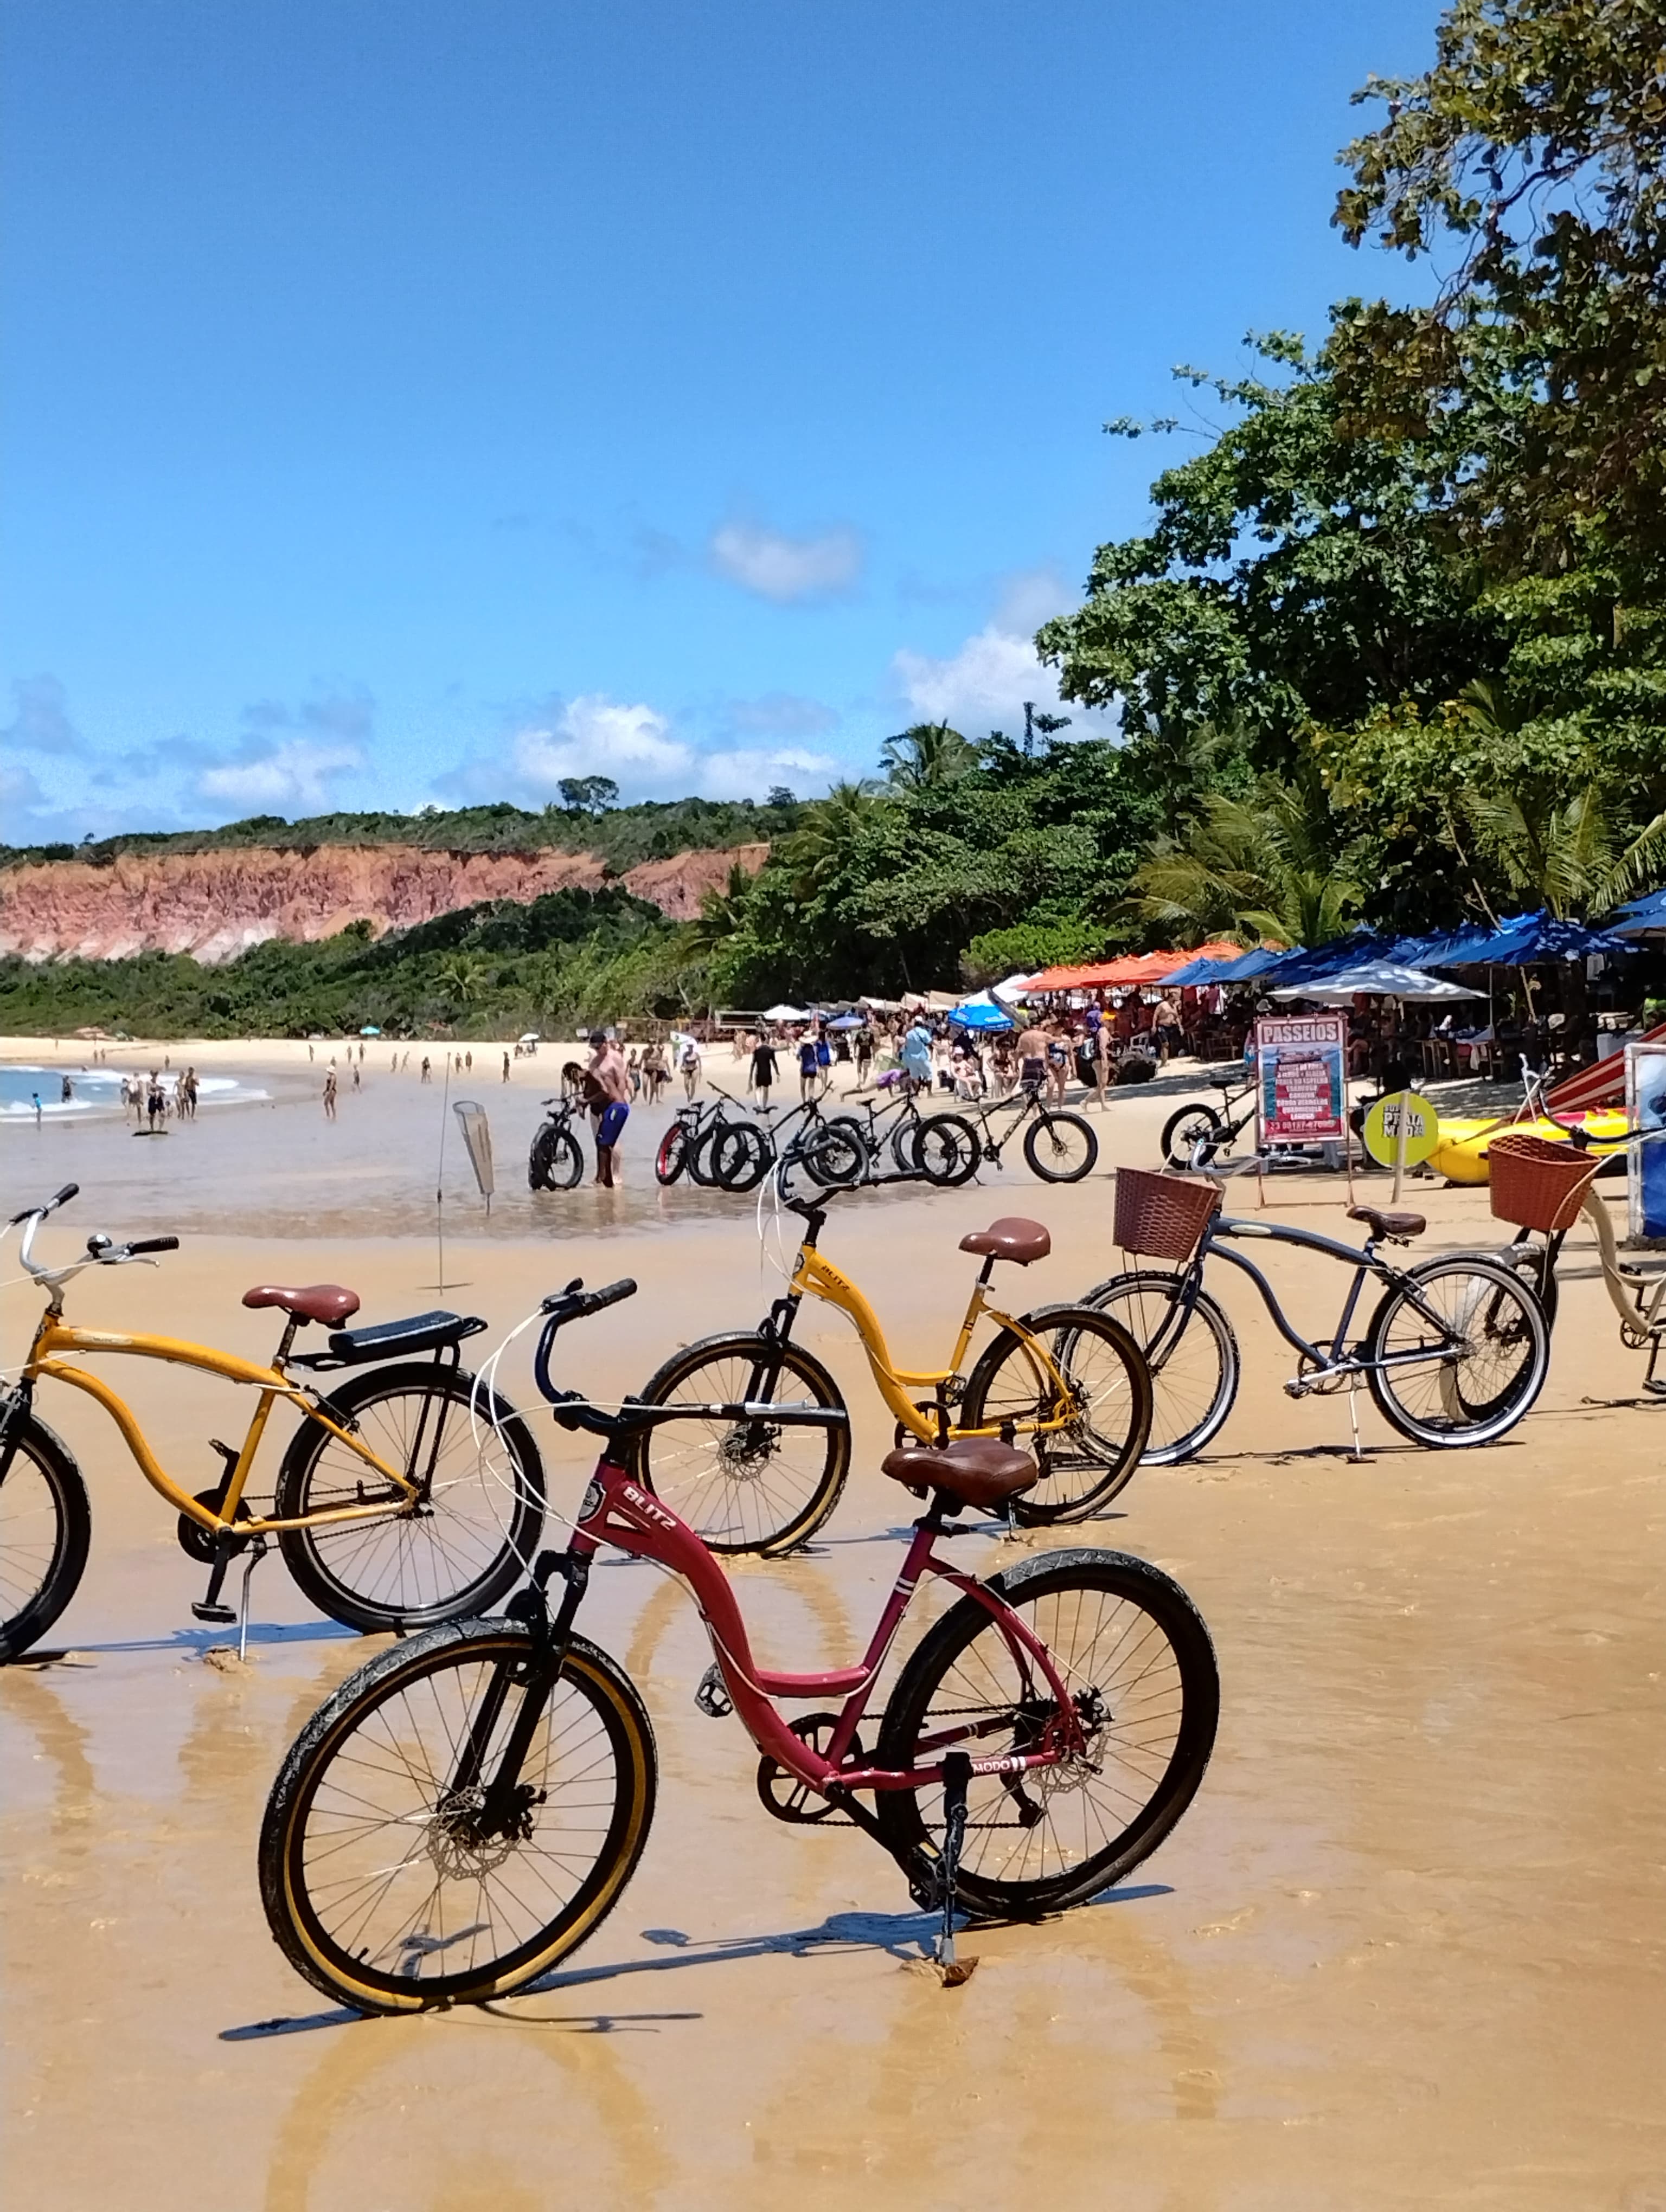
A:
16 1309 420 1538
560 1451 1078 1800
1153 1213 1473 1387
781 1232 1072 1443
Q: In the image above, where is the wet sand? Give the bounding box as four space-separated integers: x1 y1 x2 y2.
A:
2 1071 1664 2208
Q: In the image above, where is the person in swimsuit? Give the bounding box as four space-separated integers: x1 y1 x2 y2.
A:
1016 1020 1049 1095
797 1031 821 1102
751 1034 779 1107
1045 1021 1071 1108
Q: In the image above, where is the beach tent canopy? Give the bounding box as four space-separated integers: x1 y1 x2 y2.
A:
1271 960 1485 1005
1209 944 1290 983
826 1012 866 1030
518 1031 540 1043
1611 886 1666 936
990 972 1034 1004
1160 942 1251 987
1439 911 1633 965
1022 948 1202 994
761 1002 811 1021
951 992 1016 1032
358 1024 382 1036
858 994 904 1012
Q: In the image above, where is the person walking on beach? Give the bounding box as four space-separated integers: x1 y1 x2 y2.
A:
1044 1020 1072 1108
854 1023 873 1085
420 1056 431 1083
587 1031 630 1188
351 1061 361 1091
1087 1014 1112 1109
322 1068 338 1120
680 1035 702 1100
899 1015 933 1096
750 1031 779 1108
502 1051 511 1083
180 1066 199 1119
146 1074 166 1130
307 1043 315 1063
796 1030 821 1104
1016 1018 1048 1096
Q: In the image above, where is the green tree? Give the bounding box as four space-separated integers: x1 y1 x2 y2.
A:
1126 775 1364 949
880 722 978 790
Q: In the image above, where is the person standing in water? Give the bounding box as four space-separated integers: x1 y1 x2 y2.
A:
586 1031 631 1188
323 1068 338 1120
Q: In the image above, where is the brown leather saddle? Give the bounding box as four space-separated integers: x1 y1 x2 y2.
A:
880 1435 1039 1510
958 1217 1050 1265
242 1283 362 1326
1346 1205 1426 1243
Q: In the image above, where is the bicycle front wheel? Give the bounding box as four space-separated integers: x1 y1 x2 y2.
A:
0 1412 91 1662
633 1334 850 1552
1023 1110 1098 1183
1080 1270 1240 1463
530 1125 582 1191
274 1364 546 1632
959 1304 1152 1521
873 1548 1218 1919
1364 1255 1549 1446
260 1619 656 2014
1160 1102 1223 1172
655 1122 689 1186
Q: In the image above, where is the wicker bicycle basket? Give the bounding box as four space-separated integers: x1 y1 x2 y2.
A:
1114 1166 1222 1261
1486 1131 1604 1234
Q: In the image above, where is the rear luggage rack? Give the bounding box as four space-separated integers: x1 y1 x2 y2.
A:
290 1310 486 1371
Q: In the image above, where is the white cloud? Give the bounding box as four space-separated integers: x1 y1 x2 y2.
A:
509 695 691 795
892 565 1100 737
710 520 863 603
694 747 839 801
198 738 365 811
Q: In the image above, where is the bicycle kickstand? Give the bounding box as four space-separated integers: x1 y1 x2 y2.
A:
1347 1377 1366 1463
936 1751 977 1987
236 1537 270 1664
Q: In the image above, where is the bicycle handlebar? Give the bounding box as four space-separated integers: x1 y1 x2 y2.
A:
9 1182 78 1227
125 1236 180 1256
540 1275 637 1320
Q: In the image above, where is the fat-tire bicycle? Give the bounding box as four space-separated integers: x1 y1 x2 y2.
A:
1080 1167 1549 1465
528 1097 586 1191
961 1084 1099 1184
258 1277 1218 2014
701 1088 874 1193
1160 1073 1258 1172
0 1186 545 1661
630 1189 1152 1550
836 1078 979 1187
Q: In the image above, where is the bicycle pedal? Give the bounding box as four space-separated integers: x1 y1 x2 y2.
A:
191 1602 237 1625
694 1663 733 1719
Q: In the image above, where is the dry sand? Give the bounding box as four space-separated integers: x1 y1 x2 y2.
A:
1 1049 1663 2209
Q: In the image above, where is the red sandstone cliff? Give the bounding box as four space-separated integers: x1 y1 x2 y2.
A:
0 842 769 962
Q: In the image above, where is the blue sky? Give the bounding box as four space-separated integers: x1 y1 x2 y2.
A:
1 0 1440 841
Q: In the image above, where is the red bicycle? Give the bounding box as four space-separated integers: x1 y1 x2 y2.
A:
259 1277 1220 2014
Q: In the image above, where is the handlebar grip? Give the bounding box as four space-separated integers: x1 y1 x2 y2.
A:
50 1184 79 1209
127 1235 180 1255
579 1277 637 1316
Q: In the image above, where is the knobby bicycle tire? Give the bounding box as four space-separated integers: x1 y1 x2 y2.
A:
712 1123 771 1192
529 1125 583 1192
1079 1269 1241 1463
1022 1109 1098 1184
0 1411 92 1662
274 1363 546 1631
958 1303 1152 1520
874 1548 1219 1918
1160 1102 1225 1173
916 1113 979 1187
1363 1254 1549 1446
656 1122 691 1186
631 1333 850 1552
260 1619 656 2013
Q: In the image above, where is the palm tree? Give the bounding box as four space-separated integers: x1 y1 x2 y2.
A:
781 781 887 901
1126 776 1363 948
880 723 977 790
680 861 755 963
435 954 490 1013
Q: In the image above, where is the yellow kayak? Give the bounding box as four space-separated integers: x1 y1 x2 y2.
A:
1428 1109 1632 1186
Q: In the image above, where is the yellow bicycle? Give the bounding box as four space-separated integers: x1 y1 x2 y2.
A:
0 1184 544 1661
633 1191 1152 1551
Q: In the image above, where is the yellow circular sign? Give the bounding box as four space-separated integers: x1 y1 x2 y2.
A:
1362 1089 1439 1168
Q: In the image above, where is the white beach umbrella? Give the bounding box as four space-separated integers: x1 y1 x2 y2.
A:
1271 960 1485 1005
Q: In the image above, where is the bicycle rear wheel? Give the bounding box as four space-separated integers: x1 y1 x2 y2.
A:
1023 1110 1098 1183
529 1123 583 1191
1364 1255 1549 1446
274 1364 546 1631
915 1113 978 1187
959 1304 1152 1520
632 1334 850 1552
260 1619 656 2014
0 1412 91 1662
874 1548 1218 1919
655 1122 690 1186
1079 1270 1239 1463
1160 1102 1223 1172
711 1123 771 1192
